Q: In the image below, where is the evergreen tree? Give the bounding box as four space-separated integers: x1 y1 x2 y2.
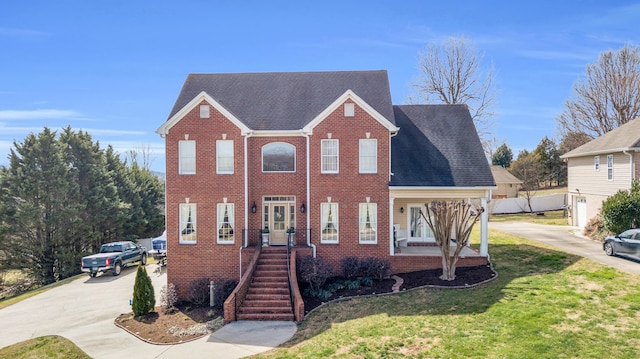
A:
132 264 156 316
491 143 513 168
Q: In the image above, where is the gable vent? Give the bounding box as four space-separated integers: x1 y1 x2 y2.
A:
200 105 210 118
344 103 355 117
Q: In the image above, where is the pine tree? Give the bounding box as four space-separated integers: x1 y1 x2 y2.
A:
132 264 155 316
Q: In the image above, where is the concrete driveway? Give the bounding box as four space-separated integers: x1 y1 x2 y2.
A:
0 263 296 359
490 221 640 275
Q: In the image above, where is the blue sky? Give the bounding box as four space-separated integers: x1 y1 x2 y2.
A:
1 1 638 173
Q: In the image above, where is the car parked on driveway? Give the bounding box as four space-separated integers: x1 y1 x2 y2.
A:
81 241 147 277
603 229 640 259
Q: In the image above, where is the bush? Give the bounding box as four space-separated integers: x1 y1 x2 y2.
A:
360 257 391 279
187 278 210 306
132 265 155 316
341 256 361 278
214 278 238 308
583 213 612 242
602 181 640 234
299 255 333 291
160 283 179 313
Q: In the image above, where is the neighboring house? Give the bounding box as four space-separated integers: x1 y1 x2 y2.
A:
561 118 640 228
156 70 495 302
490 165 522 199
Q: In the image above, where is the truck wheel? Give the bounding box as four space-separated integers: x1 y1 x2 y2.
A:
90 272 97 278
113 262 122 276
141 253 147 266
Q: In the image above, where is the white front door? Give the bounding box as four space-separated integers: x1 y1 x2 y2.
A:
576 197 587 228
263 198 296 246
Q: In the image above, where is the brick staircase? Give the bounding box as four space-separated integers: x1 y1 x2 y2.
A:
237 247 294 321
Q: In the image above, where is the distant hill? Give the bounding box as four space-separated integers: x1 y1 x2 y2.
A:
151 171 165 184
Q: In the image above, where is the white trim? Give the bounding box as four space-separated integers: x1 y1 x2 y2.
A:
321 139 339 174
216 203 235 244
216 139 234 174
359 138 377 173
156 91 251 136
561 147 640 159
302 90 399 134
250 130 307 137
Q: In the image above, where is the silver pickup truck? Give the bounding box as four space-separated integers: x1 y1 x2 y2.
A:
81 241 147 277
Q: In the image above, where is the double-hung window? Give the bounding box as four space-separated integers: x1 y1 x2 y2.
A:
321 139 338 173
179 203 197 244
594 156 600 171
216 140 234 174
359 139 377 173
607 154 614 181
320 202 339 243
359 202 377 243
217 203 234 243
179 140 196 174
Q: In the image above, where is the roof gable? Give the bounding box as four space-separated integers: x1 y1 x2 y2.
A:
390 105 494 187
561 118 640 158
490 165 522 184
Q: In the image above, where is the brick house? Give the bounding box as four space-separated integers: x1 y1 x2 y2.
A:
156 71 495 320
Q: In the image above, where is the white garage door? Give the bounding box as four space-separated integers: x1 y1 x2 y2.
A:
576 197 587 228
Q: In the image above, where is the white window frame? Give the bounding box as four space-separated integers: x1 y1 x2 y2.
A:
344 103 355 117
607 154 613 181
200 104 210 118
320 202 339 243
217 203 234 244
216 140 234 174
359 202 377 244
594 156 600 171
179 140 196 175
262 142 296 172
359 139 377 173
179 203 197 244
321 139 339 174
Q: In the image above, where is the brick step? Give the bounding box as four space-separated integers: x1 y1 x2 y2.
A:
247 287 290 295
237 312 295 321
253 270 288 278
242 299 291 308
239 306 293 314
245 293 290 301
250 279 289 286
252 275 288 282
256 263 288 270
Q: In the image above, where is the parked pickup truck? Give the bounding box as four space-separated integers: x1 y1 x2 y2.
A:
81 241 147 277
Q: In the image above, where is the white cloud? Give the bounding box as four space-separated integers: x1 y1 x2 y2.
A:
0 109 82 120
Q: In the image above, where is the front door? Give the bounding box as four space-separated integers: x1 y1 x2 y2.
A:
408 204 434 243
270 204 288 245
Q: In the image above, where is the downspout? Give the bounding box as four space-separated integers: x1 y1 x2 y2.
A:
240 131 253 280
623 150 634 187
389 129 399 256
303 131 316 257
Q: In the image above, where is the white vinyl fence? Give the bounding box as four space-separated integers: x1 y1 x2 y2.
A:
489 193 567 214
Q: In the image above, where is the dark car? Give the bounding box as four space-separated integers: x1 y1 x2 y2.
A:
603 229 640 259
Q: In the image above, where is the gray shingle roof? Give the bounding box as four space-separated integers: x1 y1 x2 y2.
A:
490 165 522 184
167 71 394 130
390 105 495 187
561 118 640 158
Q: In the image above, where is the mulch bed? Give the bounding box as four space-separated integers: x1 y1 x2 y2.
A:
302 264 496 314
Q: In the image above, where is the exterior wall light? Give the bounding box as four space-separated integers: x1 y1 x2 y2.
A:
300 203 306 213
251 202 257 213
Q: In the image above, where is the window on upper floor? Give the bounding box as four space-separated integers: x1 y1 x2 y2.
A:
359 202 377 243
359 139 377 173
320 202 338 243
179 140 196 174
216 140 234 174
321 139 339 173
594 156 600 171
344 103 355 117
262 142 295 172
179 203 197 244
607 154 613 181
217 203 234 243
200 105 210 118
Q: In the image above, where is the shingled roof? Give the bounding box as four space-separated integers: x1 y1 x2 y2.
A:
167 70 394 130
390 105 495 187
561 118 640 159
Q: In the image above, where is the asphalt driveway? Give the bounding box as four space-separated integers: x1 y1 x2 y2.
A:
490 221 640 275
0 263 296 359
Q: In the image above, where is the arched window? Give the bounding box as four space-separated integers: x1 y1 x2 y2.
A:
262 142 296 172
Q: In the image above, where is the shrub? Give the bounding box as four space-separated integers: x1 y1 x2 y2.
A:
303 287 332 301
360 257 392 279
132 264 155 316
214 278 238 308
583 213 612 242
360 276 374 287
299 255 333 291
602 181 640 234
160 283 178 313
341 256 361 278
187 278 210 306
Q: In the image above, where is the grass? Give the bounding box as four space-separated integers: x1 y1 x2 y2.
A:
490 209 568 225
0 335 90 359
255 229 640 358
518 186 567 197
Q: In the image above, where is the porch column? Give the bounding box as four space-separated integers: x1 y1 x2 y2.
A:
480 197 488 256
389 197 395 256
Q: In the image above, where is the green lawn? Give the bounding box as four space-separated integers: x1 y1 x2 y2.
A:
255 230 640 358
490 209 568 225
0 335 90 359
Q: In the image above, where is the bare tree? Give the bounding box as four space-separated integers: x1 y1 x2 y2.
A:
126 144 154 171
509 151 541 213
414 36 497 146
558 43 640 138
421 201 484 281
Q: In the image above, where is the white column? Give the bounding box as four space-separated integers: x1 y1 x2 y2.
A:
480 197 489 257
389 197 395 256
